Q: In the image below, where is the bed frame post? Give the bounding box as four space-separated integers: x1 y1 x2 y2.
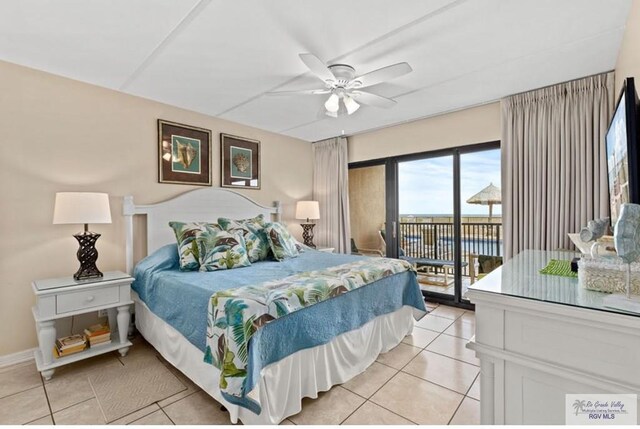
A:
123 195 135 275
273 200 281 222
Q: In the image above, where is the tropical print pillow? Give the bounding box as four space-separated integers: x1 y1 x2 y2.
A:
169 221 217 271
263 222 299 261
218 214 267 232
217 218 270 263
197 224 251 271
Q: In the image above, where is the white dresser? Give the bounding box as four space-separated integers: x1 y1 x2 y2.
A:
466 250 640 425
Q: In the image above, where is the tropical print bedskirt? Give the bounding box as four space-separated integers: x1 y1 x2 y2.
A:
204 257 416 413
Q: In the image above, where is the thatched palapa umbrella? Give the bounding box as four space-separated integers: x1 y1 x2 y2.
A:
466 183 502 221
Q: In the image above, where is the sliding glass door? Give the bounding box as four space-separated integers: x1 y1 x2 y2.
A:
349 141 501 308
459 149 502 301
398 154 459 298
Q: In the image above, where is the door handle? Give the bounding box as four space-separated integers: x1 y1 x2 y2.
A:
392 221 397 239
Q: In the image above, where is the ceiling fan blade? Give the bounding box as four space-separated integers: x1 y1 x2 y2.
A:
299 53 336 83
352 91 397 109
351 62 412 88
266 89 330 96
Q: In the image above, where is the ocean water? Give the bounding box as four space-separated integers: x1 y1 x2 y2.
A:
404 236 503 257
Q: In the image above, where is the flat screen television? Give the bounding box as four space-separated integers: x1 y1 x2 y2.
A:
606 77 640 226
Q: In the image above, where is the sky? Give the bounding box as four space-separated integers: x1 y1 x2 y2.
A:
398 149 502 216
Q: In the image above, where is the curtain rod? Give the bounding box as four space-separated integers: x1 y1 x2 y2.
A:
506 69 614 99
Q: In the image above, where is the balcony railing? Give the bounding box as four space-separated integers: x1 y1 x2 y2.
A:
399 222 502 276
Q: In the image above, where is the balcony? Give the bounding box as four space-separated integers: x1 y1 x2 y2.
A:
400 221 502 277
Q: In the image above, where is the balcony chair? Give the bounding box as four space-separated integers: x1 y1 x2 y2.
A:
350 238 383 257
378 231 468 287
469 254 503 284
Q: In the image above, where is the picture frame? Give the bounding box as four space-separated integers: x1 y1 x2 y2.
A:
221 133 261 189
158 119 212 186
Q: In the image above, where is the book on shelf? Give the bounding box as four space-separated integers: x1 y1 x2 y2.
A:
55 334 86 351
84 323 110 338
53 322 113 358
84 322 111 348
54 334 87 358
54 343 87 357
88 332 111 342
89 334 111 345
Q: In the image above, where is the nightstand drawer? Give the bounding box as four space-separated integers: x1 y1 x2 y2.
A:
56 286 119 314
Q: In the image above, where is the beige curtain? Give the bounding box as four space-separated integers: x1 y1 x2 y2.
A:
312 137 351 253
502 72 615 259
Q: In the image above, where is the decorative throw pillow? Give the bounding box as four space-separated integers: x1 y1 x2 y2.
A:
263 222 300 261
218 214 267 232
169 221 217 271
197 224 251 271
217 218 270 263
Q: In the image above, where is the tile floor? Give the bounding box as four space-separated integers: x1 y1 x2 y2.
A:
0 302 479 425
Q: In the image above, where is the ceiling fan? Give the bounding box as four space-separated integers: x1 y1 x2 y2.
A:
267 53 412 118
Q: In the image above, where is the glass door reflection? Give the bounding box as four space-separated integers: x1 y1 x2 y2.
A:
398 155 459 298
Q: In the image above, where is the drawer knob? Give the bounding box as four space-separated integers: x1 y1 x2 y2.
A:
85 296 95 302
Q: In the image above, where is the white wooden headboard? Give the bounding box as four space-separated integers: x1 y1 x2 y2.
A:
123 188 280 274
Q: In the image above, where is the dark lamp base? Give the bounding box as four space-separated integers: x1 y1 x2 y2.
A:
73 231 104 280
300 223 316 249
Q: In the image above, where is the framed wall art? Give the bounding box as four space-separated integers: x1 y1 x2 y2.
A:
158 119 212 186
221 133 261 189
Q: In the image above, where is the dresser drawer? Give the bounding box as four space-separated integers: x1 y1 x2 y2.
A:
56 286 120 314
503 311 640 386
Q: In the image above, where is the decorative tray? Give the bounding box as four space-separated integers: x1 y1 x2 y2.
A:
578 256 640 295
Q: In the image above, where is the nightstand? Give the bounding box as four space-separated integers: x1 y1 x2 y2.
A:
32 271 134 380
317 247 335 253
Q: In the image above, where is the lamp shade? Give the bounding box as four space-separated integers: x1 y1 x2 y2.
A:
296 201 320 221
53 192 112 225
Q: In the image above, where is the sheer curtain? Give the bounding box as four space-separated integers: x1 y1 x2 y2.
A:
312 137 351 253
502 72 615 259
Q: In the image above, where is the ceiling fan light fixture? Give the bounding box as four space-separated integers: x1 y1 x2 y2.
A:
267 53 411 118
343 95 360 115
324 93 340 113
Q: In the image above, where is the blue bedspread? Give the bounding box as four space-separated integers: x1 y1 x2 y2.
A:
134 245 363 350
133 245 427 367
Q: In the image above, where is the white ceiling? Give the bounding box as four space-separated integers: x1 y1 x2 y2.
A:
0 0 632 141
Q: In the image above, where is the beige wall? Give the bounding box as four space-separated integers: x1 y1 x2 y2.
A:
615 0 640 93
348 165 385 250
0 60 312 356
347 102 501 162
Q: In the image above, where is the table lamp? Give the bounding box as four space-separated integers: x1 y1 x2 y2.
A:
296 201 320 248
53 192 112 280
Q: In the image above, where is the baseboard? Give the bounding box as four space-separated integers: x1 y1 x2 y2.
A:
0 348 36 368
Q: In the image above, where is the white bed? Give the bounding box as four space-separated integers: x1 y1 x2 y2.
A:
123 188 418 424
